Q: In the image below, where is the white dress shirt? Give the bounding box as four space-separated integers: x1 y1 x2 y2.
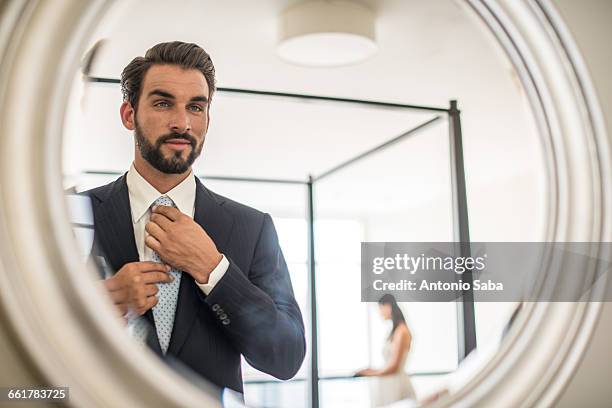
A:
126 163 228 295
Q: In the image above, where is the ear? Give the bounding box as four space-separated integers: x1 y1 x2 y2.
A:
120 101 136 131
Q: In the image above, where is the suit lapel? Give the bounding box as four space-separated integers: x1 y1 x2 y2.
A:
193 176 234 254
167 176 234 356
92 174 162 356
93 174 140 271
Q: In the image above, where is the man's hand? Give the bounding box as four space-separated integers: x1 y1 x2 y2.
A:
145 205 223 284
103 261 173 316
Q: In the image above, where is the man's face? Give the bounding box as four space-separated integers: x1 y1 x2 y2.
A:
126 64 210 174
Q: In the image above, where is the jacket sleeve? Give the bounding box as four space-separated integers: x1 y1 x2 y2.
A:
200 213 306 380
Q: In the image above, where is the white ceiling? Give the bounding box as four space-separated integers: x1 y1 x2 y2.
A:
63 0 545 222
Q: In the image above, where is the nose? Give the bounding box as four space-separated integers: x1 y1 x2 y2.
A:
169 108 191 134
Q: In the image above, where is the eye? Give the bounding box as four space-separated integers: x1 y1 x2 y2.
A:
154 101 170 108
188 104 204 112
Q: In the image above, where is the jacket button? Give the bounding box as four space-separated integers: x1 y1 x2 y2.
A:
216 309 224 315
222 319 230 325
212 304 220 311
219 314 227 320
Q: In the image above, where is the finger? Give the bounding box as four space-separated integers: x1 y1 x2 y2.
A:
131 261 170 273
107 287 129 303
152 205 182 221
142 271 174 284
145 221 166 241
115 302 128 316
140 295 158 315
129 275 147 309
145 235 162 253
150 213 173 231
144 283 159 297
103 277 124 292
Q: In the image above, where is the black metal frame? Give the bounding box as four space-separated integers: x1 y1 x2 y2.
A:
84 78 476 408
448 101 478 359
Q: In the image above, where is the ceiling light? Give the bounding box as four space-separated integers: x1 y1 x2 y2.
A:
278 0 378 67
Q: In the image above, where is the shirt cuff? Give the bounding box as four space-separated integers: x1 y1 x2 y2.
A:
196 254 229 295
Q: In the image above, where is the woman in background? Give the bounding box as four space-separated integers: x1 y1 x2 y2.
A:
356 294 416 407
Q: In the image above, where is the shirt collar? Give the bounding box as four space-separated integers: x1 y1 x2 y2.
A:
126 163 196 223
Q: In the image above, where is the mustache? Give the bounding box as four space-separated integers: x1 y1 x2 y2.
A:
157 133 197 146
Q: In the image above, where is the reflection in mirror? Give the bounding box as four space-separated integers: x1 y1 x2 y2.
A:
61 1 543 407
65 41 308 407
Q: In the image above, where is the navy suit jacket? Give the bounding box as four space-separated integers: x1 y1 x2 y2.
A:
84 174 306 393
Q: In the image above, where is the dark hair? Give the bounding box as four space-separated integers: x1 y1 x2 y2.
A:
120 41 216 110
378 294 406 340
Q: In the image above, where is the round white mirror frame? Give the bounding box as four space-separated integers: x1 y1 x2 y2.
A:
0 1 609 407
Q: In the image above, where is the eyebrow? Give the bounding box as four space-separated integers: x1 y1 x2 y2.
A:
147 89 209 103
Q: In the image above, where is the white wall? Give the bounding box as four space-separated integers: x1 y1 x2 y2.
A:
547 1 612 405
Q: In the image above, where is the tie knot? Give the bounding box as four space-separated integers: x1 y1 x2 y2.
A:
154 195 175 208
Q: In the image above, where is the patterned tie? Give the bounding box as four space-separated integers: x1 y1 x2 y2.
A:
127 310 150 346
150 195 182 353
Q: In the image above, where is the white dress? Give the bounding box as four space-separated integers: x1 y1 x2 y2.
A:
370 338 416 407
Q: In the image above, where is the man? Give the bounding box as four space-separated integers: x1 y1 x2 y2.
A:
84 41 305 394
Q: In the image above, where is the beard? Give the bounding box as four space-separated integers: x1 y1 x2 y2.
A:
134 121 203 174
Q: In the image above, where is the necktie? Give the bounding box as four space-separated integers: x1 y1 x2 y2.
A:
150 195 182 353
